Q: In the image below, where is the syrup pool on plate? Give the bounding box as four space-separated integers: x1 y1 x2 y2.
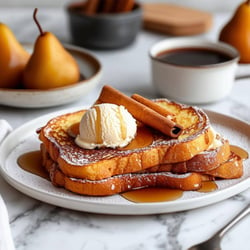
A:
17 151 49 180
121 188 183 203
230 145 249 160
197 181 218 193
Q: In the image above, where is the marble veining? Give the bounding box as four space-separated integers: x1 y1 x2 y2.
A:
0 7 249 250
164 213 186 250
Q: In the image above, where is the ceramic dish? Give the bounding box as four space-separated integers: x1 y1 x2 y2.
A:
0 44 102 108
150 38 239 104
0 108 249 215
67 2 142 49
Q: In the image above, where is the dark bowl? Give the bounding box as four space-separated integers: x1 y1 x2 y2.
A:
66 2 142 50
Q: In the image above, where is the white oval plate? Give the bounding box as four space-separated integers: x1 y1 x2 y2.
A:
0 44 102 108
0 108 249 215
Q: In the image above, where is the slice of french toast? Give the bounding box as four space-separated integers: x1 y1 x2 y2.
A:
41 143 243 196
41 144 202 195
38 99 214 180
145 135 231 174
202 152 243 179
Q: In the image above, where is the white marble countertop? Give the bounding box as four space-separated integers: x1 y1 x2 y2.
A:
0 7 249 250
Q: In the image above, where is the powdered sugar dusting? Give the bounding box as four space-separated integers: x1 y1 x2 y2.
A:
70 171 192 184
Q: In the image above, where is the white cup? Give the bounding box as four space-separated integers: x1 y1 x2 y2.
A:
149 38 239 104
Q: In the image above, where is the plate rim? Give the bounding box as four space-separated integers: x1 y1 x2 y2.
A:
0 108 249 215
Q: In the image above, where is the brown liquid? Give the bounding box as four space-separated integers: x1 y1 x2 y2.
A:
121 188 183 203
17 151 49 180
67 122 80 137
118 107 127 140
230 145 249 160
94 106 103 144
156 48 232 66
119 125 153 150
197 181 218 193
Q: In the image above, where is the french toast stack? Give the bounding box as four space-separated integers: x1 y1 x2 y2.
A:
38 86 245 196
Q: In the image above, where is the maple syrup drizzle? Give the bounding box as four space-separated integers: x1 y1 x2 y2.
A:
118 106 127 140
230 145 249 160
121 188 183 203
67 122 79 137
94 105 103 144
118 125 153 150
197 181 218 193
17 151 49 180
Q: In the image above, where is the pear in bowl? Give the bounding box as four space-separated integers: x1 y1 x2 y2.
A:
22 8 80 89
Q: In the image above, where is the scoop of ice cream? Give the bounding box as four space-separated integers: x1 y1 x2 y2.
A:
75 103 137 149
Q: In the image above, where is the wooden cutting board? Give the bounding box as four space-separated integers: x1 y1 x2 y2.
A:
142 3 213 36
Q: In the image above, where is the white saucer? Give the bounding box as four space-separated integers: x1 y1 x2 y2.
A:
0 108 249 215
0 44 102 108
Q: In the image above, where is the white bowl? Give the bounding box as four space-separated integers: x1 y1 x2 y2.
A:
0 44 102 108
149 38 239 104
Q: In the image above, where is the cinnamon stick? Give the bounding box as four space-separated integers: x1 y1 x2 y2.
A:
101 0 116 13
84 0 100 14
115 0 135 13
96 85 183 137
131 94 174 117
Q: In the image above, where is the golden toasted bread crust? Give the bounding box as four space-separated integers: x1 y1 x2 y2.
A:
147 137 231 173
39 99 214 180
203 153 243 179
41 144 243 196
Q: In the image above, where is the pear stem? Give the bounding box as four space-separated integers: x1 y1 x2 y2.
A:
33 8 44 36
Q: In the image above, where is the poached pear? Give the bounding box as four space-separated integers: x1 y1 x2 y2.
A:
219 0 250 63
23 8 80 89
0 23 30 88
